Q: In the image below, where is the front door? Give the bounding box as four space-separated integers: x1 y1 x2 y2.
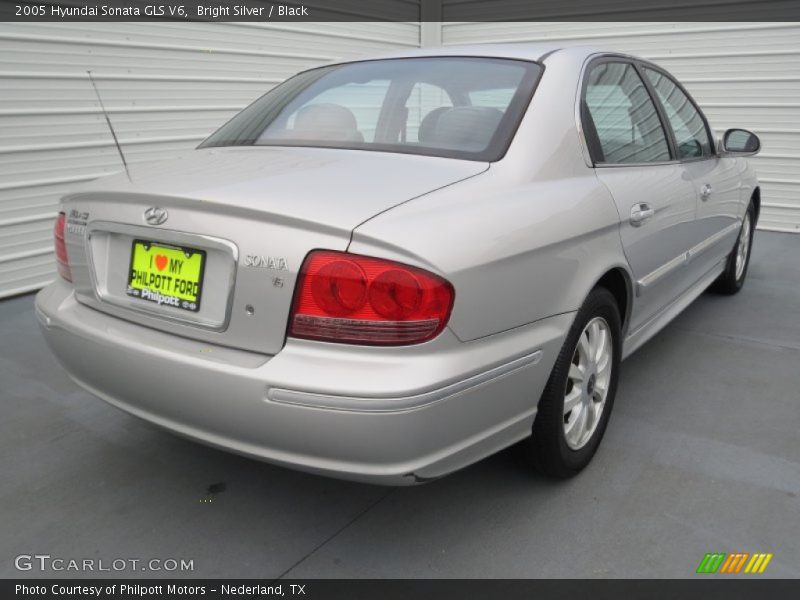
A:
642 66 742 282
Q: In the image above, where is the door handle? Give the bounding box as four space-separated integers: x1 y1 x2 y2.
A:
700 183 712 201
630 203 655 226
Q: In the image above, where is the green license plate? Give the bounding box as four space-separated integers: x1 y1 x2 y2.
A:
126 240 206 312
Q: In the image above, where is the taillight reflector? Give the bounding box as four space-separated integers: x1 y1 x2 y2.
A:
289 250 454 345
54 212 72 282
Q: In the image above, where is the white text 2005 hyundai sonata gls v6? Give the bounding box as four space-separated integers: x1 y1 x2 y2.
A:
36 45 761 484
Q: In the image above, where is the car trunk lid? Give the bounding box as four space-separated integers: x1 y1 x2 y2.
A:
61 147 487 355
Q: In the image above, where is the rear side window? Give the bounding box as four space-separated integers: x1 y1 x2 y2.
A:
583 62 671 164
644 68 713 159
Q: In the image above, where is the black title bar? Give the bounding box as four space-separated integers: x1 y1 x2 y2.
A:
2 0 800 22
5 579 800 599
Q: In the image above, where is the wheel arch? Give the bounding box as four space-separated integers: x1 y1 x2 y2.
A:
593 267 633 336
752 186 761 225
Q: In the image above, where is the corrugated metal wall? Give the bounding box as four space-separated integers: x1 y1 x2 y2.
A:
0 21 420 298
2 20 797 298
441 22 800 234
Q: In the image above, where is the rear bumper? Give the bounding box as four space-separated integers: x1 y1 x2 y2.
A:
36 280 572 485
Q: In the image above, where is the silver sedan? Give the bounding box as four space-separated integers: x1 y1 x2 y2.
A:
36 45 761 484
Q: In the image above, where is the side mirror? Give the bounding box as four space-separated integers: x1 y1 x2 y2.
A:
720 128 761 156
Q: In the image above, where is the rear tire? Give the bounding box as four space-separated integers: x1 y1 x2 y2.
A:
711 201 754 295
526 287 622 478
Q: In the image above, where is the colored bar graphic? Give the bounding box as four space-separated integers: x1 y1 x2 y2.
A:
697 553 726 574
744 553 774 574
700 552 774 574
719 553 749 573
734 553 750 573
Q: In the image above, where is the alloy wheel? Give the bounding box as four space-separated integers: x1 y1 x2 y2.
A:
735 212 752 281
563 316 613 450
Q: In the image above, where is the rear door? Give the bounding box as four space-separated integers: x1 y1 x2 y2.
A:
641 65 742 281
582 58 697 332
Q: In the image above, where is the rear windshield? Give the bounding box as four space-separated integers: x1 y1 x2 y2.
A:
200 57 543 162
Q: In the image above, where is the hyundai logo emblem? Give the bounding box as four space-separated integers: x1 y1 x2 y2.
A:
144 207 168 226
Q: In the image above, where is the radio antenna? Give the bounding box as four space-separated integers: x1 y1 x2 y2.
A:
87 70 131 181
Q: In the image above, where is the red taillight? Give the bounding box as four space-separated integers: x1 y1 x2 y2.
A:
289 250 454 345
54 212 72 282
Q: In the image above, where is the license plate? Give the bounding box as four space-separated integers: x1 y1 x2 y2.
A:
126 240 206 312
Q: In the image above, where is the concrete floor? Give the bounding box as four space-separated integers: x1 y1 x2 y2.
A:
1 231 798 579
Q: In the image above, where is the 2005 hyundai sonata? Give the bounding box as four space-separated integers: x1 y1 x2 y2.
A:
36 45 761 484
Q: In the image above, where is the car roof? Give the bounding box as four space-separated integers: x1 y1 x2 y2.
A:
336 44 611 65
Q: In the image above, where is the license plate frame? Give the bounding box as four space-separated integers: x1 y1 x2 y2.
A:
126 239 207 313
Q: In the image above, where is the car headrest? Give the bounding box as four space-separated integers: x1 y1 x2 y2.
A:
292 103 364 142
418 107 452 144
423 106 503 151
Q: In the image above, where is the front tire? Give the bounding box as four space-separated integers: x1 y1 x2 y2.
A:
712 201 754 295
526 287 622 478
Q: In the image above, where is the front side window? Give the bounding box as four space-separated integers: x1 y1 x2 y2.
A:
644 68 712 159
583 62 671 164
201 57 543 161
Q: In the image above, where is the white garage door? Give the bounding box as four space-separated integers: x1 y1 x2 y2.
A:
0 21 420 298
442 22 800 234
